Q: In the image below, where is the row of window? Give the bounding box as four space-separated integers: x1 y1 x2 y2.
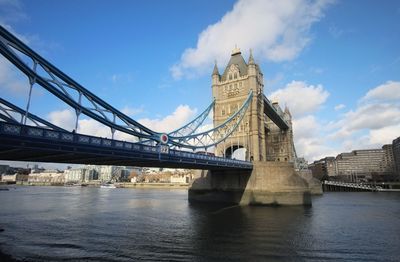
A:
221 103 239 116
228 72 238 80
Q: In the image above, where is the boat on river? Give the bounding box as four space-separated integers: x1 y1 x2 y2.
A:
100 182 116 189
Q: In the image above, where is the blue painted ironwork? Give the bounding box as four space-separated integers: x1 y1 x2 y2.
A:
0 122 253 170
0 25 253 151
169 99 215 137
170 90 253 150
0 25 158 140
263 94 289 130
0 97 67 131
139 99 215 145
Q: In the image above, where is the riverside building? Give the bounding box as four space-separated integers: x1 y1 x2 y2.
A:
310 144 397 182
393 136 400 178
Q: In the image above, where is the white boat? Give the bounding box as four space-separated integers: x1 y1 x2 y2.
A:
100 183 116 188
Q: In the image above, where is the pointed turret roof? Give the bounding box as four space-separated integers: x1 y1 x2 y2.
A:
221 47 248 81
248 49 255 65
212 60 219 76
284 105 292 118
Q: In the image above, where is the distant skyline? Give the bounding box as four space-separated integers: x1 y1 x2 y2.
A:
0 0 399 169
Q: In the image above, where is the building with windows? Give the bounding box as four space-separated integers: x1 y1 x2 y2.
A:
64 166 98 183
308 157 336 180
335 146 395 181
309 144 397 182
211 48 295 162
393 137 400 179
28 170 64 184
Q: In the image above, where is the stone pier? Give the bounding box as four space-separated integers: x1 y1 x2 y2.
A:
189 161 313 206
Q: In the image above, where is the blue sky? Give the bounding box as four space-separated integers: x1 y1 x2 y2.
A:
1 0 400 167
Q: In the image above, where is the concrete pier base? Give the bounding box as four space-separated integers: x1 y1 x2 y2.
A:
189 161 312 206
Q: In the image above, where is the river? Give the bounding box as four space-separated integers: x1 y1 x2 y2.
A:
0 186 399 261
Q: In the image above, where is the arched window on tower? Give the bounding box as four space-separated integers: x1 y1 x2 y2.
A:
234 72 237 79
229 74 232 80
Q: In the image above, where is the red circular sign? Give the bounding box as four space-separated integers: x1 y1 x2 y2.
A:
160 133 168 144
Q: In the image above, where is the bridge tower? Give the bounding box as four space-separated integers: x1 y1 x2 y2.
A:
212 48 295 163
189 48 320 206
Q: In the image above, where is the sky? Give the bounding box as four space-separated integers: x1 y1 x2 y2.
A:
0 0 400 169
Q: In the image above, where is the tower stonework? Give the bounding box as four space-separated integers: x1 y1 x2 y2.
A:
212 48 265 161
265 105 295 162
212 48 295 163
189 48 320 206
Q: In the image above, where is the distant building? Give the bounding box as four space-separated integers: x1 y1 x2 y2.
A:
393 137 400 179
64 168 86 183
1 173 29 183
64 166 99 183
28 170 64 184
170 173 192 184
308 157 336 180
335 145 395 182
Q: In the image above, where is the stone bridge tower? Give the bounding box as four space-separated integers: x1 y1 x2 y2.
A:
189 48 319 206
212 48 295 163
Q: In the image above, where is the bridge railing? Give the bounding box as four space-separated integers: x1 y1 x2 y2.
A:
0 122 253 168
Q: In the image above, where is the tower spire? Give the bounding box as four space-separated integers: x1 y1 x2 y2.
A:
212 60 219 76
248 48 255 65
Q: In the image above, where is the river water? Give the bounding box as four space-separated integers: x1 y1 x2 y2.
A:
0 186 399 261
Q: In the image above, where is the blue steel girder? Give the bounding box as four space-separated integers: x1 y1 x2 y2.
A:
0 97 67 131
139 99 215 145
263 94 289 130
0 25 249 150
169 99 215 137
168 90 253 150
0 25 159 141
0 122 253 170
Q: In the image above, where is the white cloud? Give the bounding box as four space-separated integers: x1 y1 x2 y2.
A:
292 115 338 161
121 106 144 116
138 105 197 133
334 104 345 111
77 118 111 138
344 104 400 131
47 109 76 130
362 81 400 102
274 80 399 162
0 57 28 96
171 0 334 79
268 80 329 117
47 105 197 141
369 124 400 145
326 81 400 154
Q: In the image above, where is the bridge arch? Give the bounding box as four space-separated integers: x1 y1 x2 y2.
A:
224 144 247 160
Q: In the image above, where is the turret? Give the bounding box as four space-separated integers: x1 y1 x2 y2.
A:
247 49 256 77
212 60 220 85
248 49 255 65
211 60 220 99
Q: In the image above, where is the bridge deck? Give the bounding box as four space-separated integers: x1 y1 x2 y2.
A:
0 122 253 170
263 95 289 130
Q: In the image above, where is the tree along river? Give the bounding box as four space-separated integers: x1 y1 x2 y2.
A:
0 186 399 261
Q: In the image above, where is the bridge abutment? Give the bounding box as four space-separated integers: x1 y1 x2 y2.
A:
189 161 312 206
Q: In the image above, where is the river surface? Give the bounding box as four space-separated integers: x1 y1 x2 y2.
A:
0 186 399 261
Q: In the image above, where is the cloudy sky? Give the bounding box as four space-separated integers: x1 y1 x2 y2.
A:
0 0 399 168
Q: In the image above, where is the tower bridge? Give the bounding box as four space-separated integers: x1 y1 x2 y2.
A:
0 26 318 205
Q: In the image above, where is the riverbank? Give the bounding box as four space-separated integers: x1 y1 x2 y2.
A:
4 181 189 189
117 182 189 189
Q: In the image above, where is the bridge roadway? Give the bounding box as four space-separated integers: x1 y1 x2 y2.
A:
263 95 289 130
0 122 253 170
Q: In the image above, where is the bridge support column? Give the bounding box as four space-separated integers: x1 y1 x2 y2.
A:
189 161 312 206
